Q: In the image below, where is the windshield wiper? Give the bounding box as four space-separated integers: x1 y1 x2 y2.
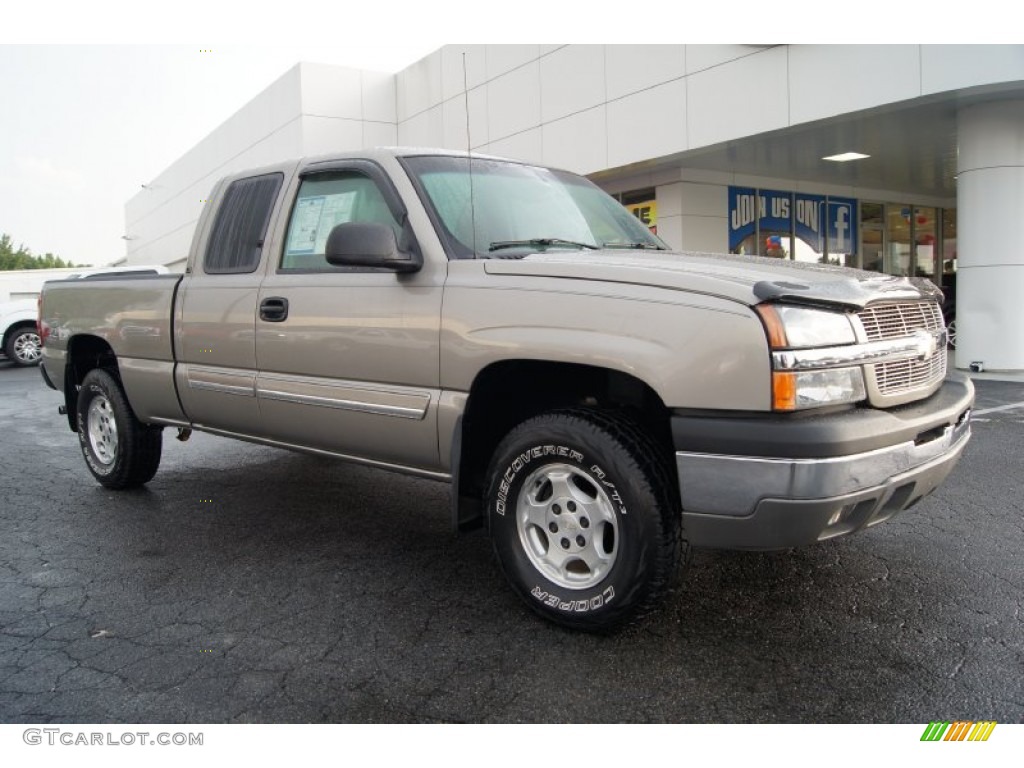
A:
489 238 599 252
601 241 666 250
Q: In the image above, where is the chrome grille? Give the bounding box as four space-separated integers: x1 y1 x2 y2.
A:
856 302 947 402
871 350 947 396
857 301 944 341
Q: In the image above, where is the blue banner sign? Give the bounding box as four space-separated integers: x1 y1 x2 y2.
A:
827 197 858 254
730 186 856 256
758 189 791 233
728 187 756 250
794 193 824 252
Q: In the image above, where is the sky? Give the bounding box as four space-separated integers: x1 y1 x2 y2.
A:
0 44 441 266
1 2 1003 267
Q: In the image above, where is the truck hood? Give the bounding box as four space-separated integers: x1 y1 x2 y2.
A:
482 250 942 309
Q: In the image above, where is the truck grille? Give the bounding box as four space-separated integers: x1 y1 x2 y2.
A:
871 352 947 396
857 302 944 342
856 302 946 402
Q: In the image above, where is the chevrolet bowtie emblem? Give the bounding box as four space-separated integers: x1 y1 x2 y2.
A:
912 329 941 362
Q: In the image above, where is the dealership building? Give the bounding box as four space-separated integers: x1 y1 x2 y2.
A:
124 44 1024 372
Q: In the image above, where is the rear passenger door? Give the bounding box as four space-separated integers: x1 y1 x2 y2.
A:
254 160 445 473
175 171 284 434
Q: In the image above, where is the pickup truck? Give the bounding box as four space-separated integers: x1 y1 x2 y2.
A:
39 148 974 630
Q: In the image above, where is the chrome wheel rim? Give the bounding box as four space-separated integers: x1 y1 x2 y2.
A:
87 396 118 465
947 319 957 350
13 332 41 363
515 462 619 590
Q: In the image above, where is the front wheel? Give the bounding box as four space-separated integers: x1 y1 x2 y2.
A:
5 326 42 366
76 369 162 489
485 409 684 631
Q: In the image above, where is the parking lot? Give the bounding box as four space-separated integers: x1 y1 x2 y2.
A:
1 362 1022 723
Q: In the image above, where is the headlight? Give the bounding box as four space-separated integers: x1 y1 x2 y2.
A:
755 304 866 411
773 306 857 347
756 304 857 348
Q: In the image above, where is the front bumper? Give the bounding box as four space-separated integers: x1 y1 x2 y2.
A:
673 374 974 550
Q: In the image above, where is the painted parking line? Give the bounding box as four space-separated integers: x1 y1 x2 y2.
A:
972 401 1024 417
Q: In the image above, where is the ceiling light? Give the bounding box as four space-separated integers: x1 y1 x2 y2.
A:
823 152 871 162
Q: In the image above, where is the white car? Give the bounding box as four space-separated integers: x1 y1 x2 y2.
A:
0 298 41 366
2 265 168 366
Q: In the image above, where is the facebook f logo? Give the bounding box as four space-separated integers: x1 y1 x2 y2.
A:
827 198 857 255
834 207 848 250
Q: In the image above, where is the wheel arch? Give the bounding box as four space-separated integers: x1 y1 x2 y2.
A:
62 334 119 431
2 319 37 349
451 358 676 533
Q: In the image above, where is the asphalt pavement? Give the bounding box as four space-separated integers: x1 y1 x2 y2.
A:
1 363 1022 723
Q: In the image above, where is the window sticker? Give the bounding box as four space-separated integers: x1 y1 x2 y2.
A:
286 196 326 255
314 192 357 254
285 192 359 256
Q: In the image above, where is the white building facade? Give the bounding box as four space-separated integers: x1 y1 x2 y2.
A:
125 44 1024 372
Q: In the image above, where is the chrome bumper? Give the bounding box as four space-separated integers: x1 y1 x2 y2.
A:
676 407 972 550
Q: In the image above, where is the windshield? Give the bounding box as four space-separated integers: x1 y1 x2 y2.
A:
402 155 667 259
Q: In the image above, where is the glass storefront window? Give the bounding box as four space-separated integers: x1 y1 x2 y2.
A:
616 188 658 236
860 203 884 272
886 205 912 276
861 202 884 227
913 206 937 279
792 237 824 263
723 187 952 279
942 208 957 289
861 229 883 272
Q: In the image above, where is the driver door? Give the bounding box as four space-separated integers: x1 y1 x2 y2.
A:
254 161 444 473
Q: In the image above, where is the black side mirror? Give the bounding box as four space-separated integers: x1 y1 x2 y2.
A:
325 222 422 273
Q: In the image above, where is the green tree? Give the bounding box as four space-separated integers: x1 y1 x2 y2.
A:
0 233 78 270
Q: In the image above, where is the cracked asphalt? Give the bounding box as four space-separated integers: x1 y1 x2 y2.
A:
1 363 1022 723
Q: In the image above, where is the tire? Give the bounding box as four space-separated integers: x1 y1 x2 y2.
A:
5 326 42 367
485 409 684 631
76 368 162 489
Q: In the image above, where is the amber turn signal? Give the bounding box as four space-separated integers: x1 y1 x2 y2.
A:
772 371 797 411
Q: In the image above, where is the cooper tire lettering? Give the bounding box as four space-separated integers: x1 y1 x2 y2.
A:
485 409 684 631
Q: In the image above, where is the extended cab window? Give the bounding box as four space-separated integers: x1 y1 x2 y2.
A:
281 172 402 271
203 173 283 274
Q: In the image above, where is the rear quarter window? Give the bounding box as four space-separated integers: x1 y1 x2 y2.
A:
204 173 283 274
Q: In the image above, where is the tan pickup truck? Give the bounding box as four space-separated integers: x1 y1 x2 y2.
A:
39 148 974 630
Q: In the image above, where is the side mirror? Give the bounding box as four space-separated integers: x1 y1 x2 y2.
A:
325 222 422 273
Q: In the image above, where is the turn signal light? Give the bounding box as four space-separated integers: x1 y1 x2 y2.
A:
772 371 797 411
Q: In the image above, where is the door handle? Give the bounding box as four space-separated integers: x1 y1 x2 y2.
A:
259 297 289 322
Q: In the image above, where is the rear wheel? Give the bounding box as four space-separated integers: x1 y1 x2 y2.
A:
5 326 42 366
76 369 162 488
485 409 684 631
